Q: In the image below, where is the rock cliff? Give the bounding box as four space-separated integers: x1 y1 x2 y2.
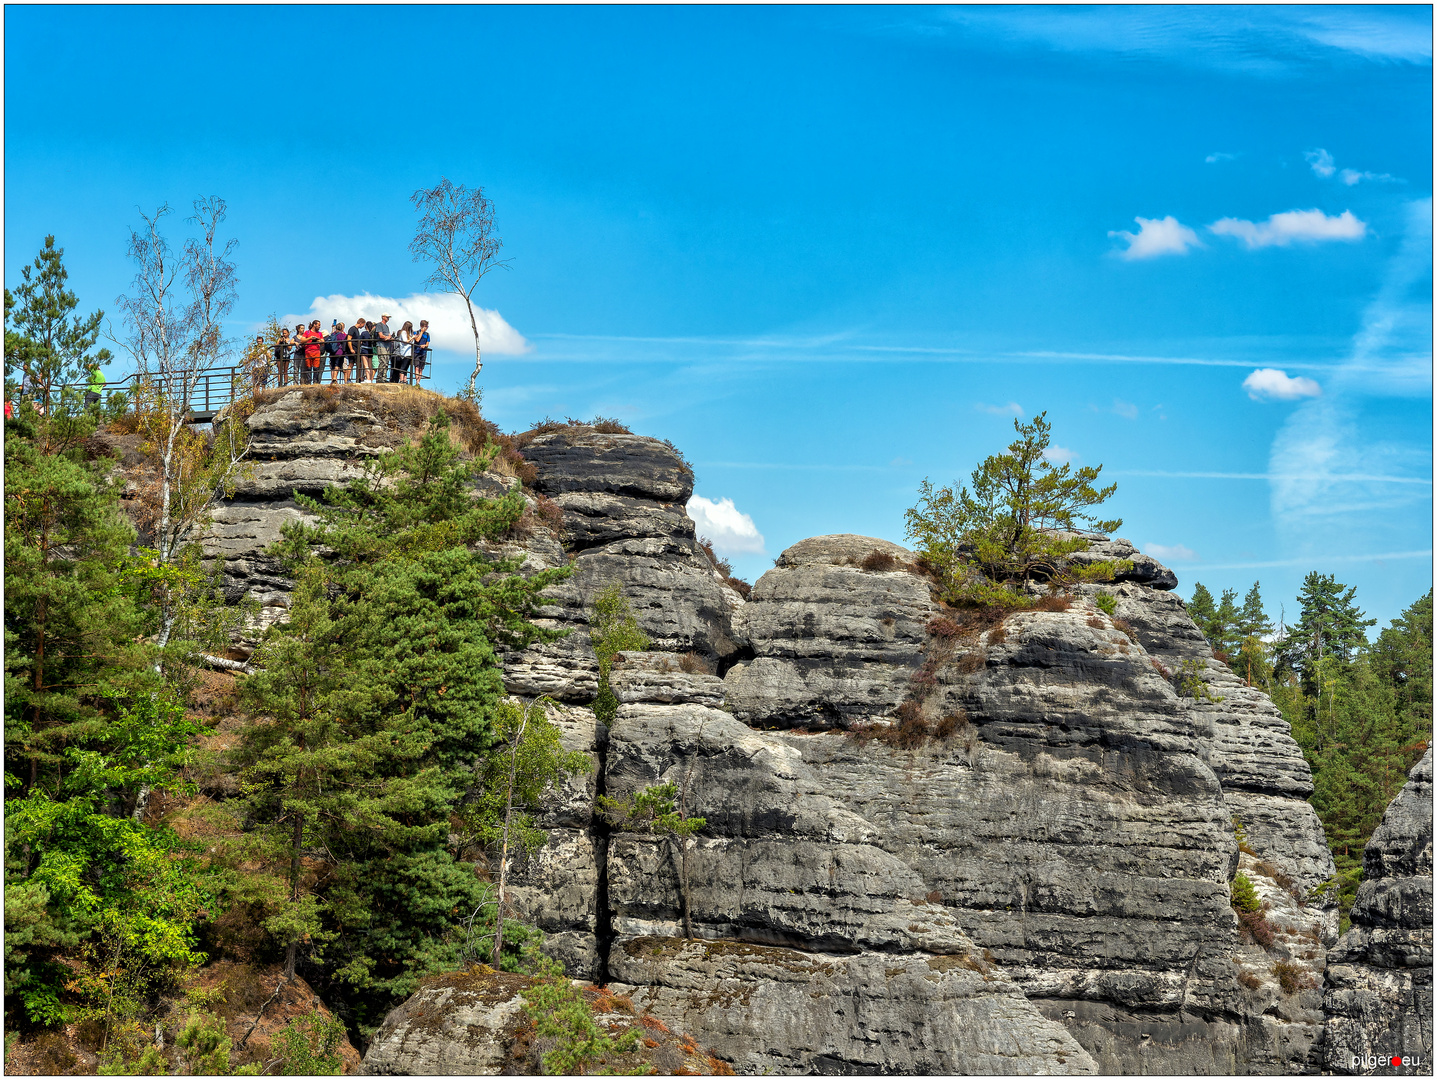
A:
1323 749 1433 1074
206 390 1390 1075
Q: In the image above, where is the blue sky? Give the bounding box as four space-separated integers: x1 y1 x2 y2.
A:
5 5 1431 629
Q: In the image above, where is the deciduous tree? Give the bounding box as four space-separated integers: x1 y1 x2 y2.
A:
409 178 509 402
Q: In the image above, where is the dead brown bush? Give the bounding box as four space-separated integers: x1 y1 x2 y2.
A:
1032 593 1074 612
927 616 963 638
860 549 900 572
1111 617 1138 643
677 651 714 675
1087 616 1105 629
987 624 1008 645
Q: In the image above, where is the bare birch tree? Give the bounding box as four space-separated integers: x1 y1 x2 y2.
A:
409 178 508 402
115 198 252 650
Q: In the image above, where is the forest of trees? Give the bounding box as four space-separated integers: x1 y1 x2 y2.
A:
3 238 589 1070
1186 575 1433 923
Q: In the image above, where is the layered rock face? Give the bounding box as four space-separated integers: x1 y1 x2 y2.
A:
213 396 1360 1075
1324 750 1433 1074
595 535 1334 1074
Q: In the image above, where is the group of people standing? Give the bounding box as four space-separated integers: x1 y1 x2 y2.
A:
250 313 432 388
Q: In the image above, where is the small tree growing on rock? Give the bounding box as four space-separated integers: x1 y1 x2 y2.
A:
588 584 650 724
465 697 590 968
904 412 1124 607
599 781 705 940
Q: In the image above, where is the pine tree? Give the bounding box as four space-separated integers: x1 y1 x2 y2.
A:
4 409 150 798
1277 572 1376 696
1187 583 1217 641
1211 588 1241 658
1232 581 1272 685
235 408 575 1030
4 235 113 418
904 412 1124 605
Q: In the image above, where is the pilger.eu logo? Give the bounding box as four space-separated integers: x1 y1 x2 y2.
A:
1353 1053 1424 1069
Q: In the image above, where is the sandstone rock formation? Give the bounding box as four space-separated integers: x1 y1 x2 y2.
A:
205 392 1374 1076
1324 749 1433 1074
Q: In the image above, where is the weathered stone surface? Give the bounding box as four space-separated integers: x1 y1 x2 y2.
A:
725 535 935 729
523 429 694 503
608 652 727 706
1324 750 1433 1074
502 703 606 981
1064 533 1179 590
548 491 693 550
1085 581 1336 899
360 971 533 1075
609 937 1098 1075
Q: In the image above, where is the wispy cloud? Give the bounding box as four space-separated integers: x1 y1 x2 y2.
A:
686 495 766 556
1184 550 1432 571
1306 147 1399 186
1146 542 1198 562
281 292 531 355
1268 198 1434 554
898 6 1432 75
1243 368 1322 401
976 401 1025 416
1339 168 1397 186
1113 469 1430 486
1043 445 1079 465
1109 216 1202 259
1205 151 1239 164
1209 209 1366 249
1304 148 1337 178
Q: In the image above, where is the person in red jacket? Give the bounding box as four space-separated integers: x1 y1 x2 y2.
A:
301 320 324 384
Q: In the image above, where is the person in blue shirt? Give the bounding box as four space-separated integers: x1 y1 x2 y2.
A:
413 320 432 385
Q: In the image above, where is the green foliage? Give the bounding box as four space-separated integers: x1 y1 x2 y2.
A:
598 782 706 840
521 976 643 1076
1230 872 1260 913
588 584 650 723
4 235 113 415
1094 592 1118 617
1268 585 1430 928
234 409 575 1031
1174 659 1224 703
269 1013 346 1076
174 1009 237 1075
1276 571 1377 695
903 412 1123 606
465 698 592 858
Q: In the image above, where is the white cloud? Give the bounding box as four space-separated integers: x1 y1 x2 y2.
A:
280 292 531 355
1304 148 1337 178
1109 216 1202 260
1145 542 1198 562
1208 208 1366 249
1043 445 1078 464
1339 167 1397 186
1205 151 1238 164
1243 368 1323 401
976 401 1025 416
1111 398 1139 420
686 495 766 556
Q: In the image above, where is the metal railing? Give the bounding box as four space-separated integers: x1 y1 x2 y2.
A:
56 347 435 421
